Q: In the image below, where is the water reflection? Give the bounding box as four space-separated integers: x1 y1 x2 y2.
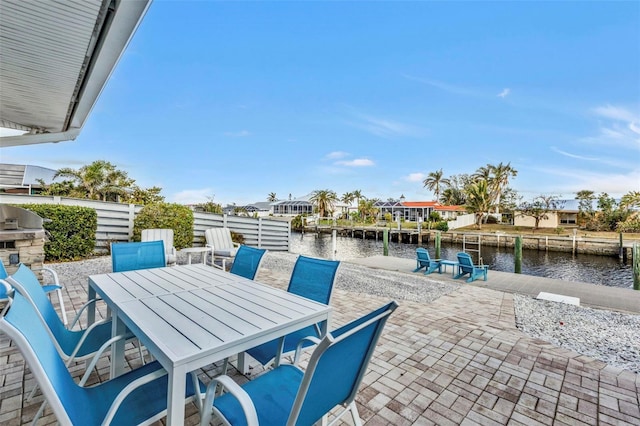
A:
290 232 633 289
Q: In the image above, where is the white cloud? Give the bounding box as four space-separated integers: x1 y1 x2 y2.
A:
335 158 375 167
224 130 251 137
497 88 511 98
171 188 213 204
405 172 427 182
551 147 598 161
326 151 349 160
402 74 480 97
592 104 638 123
582 104 640 150
347 113 423 139
532 166 640 197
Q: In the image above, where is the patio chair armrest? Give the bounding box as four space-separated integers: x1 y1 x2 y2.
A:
292 336 322 366
101 367 169 425
37 266 61 286
202 375 258 426
78 332 134 385
69 298 104 329
68 320 132 364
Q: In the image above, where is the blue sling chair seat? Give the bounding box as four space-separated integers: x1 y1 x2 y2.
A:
239 255 340 373
1 258 68 324
201 301 398 426
229 245 268 280
0 289 204 426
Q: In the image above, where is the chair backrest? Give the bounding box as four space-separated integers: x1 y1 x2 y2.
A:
289 301 398 425
457 252 475 272
0 291 81 425
111 241 166 272
229 245 267 280
141 228 174 257
0 259 7 279
287 255 340 305
7 264 67 345
416 248 431 262
204 227 235 250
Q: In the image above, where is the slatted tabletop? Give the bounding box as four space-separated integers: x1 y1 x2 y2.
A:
88 264 331 425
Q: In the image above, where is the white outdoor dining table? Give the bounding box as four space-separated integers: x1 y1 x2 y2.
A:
88 263 332 426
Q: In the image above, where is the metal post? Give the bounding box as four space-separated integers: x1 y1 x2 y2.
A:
383 228 389 256
633 243 639 291
515 236 522 274
332 229 337 261
619 232 624 260
435 231 441 259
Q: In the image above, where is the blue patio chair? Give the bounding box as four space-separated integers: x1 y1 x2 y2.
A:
229 245 268 280
412 247 441 275
0 290 204 426
454 252 489 283
242 255 340 370
1 258 68 324
111 240 166 272
201 301 398 426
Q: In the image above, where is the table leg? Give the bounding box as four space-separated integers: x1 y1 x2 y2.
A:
87 285 96 325
110 313 127 378
166 367 186 426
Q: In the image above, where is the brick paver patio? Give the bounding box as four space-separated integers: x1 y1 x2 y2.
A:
1 260 638 425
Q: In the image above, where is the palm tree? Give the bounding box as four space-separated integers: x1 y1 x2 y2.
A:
489 162 517 213
472 164 492 183
422 169 450 201
358 198 379 223
464 180 492 229
341 191 355 205
55 160 133 201
352 189 363 208
267 192 278 202
309 189 338 219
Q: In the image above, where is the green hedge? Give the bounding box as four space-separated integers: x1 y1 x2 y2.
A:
133 203 194 249
17 204 97 261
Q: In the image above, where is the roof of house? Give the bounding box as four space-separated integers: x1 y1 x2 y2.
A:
0 163 62 189
401 201 439 208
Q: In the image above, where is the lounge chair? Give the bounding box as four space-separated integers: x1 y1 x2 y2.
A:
412 247 441 275
229 245 267 280
201 301 398 426
141 228 177 266
0 290 203 425
204 227 240 270
1 259 68 325
454 252 489 283
111 241 166 272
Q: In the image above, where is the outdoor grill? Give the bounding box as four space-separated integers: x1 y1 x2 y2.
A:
0 205 46 275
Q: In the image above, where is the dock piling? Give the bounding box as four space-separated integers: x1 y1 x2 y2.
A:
633 243 639 291
435 231 441 259
515 236 523 274
383 228 389 256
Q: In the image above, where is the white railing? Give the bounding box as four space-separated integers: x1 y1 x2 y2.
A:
0 194 291 252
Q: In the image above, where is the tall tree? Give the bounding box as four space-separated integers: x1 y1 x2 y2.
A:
267 192 278 202
309 189 338 219
575 190 596 226
358 198 379 223
464 180 492 229
423 169 450 201
620 191 640 210
489 162 517 214
517 195 560 229
341 191 355 205
54 160 135 201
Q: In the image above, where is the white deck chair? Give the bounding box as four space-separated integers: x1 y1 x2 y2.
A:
204 227 239 270
141 229 177 266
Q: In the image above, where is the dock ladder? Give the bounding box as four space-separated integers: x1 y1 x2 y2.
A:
463 234 483 264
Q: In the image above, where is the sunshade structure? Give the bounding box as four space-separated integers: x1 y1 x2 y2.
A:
0 0 152 148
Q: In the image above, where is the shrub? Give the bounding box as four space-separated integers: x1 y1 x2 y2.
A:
133 203 194 249
617 215 640 233
17 204 97 261
291 215 303 230
429 211 442 222
435 221 449 232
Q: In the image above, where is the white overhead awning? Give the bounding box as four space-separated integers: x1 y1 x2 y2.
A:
0 0 152 148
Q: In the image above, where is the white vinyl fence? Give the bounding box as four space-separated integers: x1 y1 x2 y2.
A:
447 213 476 230
0 194 291 252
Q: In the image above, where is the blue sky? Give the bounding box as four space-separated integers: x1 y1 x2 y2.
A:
3 1 639 206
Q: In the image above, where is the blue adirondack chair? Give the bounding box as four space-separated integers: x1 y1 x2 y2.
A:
0 290 203 425
201 301 398 426
413 248 441 275
229 245 268 280
454 252 489 283
111 241 166 272
237 255 340 374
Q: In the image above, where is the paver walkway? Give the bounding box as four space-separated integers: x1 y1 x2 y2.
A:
0 257 638 425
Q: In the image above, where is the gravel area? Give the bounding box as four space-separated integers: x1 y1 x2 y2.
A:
46 251 640 374
514 294 640 374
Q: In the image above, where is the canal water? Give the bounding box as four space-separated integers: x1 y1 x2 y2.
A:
290 232 634 289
